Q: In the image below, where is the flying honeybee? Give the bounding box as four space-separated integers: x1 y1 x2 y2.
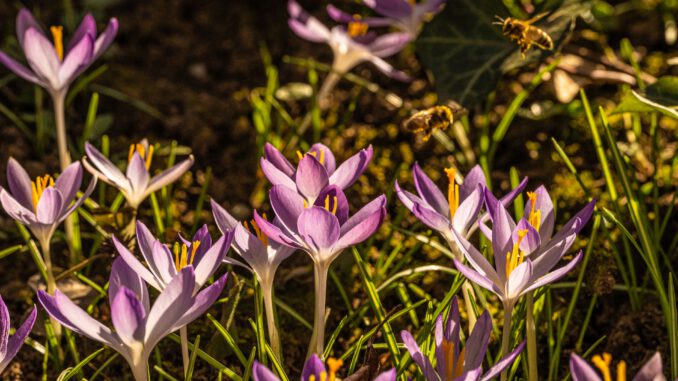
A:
403 104 465 141
494 13 554 56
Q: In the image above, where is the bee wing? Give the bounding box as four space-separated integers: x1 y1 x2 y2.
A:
525 12 549 25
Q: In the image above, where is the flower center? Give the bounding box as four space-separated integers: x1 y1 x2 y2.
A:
50 26 64 61
442 340 466 380
31 175 55 211
128 143 154 170
348 15 369 37
505 229 528 278
174 240 201 271
296 149 325 165
244 214 269 246
592 353 627 381
526 191 541 231
444 167 460 219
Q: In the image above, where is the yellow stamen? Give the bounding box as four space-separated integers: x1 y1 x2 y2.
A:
309 376 316 381
304 200 309 208
297 149 325 165
348 15 369 37
592 353 613 381
526 191 541 231
128 143 154 170
244 213 269 246
50 26 64 61
444 167 460 218
505 229 528 278
327 358 343 381
323 195 338 215
456 347 466 378
173 240 203 271
30 175 55 211
296 150 304 161
617 361 627 381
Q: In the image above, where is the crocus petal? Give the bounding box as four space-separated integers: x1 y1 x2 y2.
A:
569 354 602 381
489 197 516 258
531 234 577 279
418 0 447 15
54 162 83 207
264 143 295 177
253 211 303 249
253 361 280 381
368 55 411 81
451 186 484 234
231 224 265 270
374 369 397 381
451 229 499 284
326 5 355 23
126 153 150 195
456 368 483 381
3 306 37 370
269 185 306 235
367 32 411 57
16 9 42 48
37 290 119 346
84 142 130 190
550 200 596 244
113 235 164 291
301 354 326 381
23 28 60 89
481 341 526 381
364 0 413 18
6 158 34 210
211 200 240 233
58 175 96 222
412 163 449 217
92 18 119 61
514 219 541 255
400 331 439 381
67 14 97 52
395 180 424 212
296 155 329 202
144 156 195 197
523 186 554 239
506 260 533 299
412 203 450 232
453 258 502 296
137 221 176 285
194 234 231 288
459 165 486 201
288 0 331 42
144 267 195 347
35 188 63 224
309 143 337 174
340 194 387 235
174 273 228 330
109 257 151 312
0 188 35 225
464 311 492 371
0 296 9 357
329 146 373 190
111 287 146 346
335 201 386 252
261 157 297 190
0 51 43 86
59 33 93 85
314 185 349 224
298 207 341 254
632 352 664 381
521 252 583 295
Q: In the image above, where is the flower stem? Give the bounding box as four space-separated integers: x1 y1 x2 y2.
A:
308 263 328 358
526 292 538 381
263 283 282 362
179 326 190 377
39 238 61 338
461 281 477 331
500 302 515 381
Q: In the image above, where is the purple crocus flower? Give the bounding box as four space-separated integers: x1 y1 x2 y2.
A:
327 0 446 38
452 188 595 308
396 163 527 253
38 257 227 381
114 221 233 293
570 352 669 381
0 9 118 95
0 295 37 373
83 141 194 209
288 0 410 81
261 143 373 205
0 158 96 248
401 297 525 381
254 185 386 356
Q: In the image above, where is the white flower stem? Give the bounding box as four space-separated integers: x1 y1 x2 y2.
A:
179 326 190 377
39 238 61 338
461 281 477 330
131 359 149 381
262 283 282 362
526 292 538 381
500 302 515 381
308 263 328 358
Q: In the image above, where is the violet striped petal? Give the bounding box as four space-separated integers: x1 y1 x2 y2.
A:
16 9 42 48
92 18 119 61
450 229 499 284
113 235 164 291
264 143 295 177
315 185 349 224
83 142 130 190
569 354 602 381
453 258 501 297
194 233 232 289
54 162 83 206
2 306 36 371
109 257 151 312
367 55 411 81
367 32 411 57
340 195 387 235
296 155 329 202
253 211 304 249
261 157 297 189
211 200 240 233
126 153 150 194
459 165 486 201
174 273 228 330
632 352 664 381
374 369 397 381
506 260 533 299
144 156 195 197
451 186 483 234
412 163 448 217
298 207 341 254
302 354 326 381
401 330 440 381
269 185 306 235
253 361 280 381
0 188 35 225
111 287 146 347
309 143 337 174
23 28 60 88
464 311 492 371
329 146 373 190
35 188 63 224
364 0 413 18
0 296 8 357
66 14 96 52
58 33 93 85
481 341 526 381
523 186 554 239
144 267 195 348
413 203 450 232
6 158 33 210
522 252 583 295
288 0 331 43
